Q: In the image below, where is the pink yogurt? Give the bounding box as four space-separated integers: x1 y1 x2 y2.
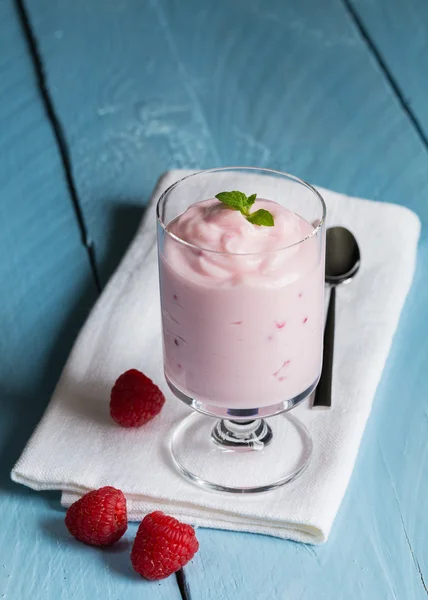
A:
159 198 324 409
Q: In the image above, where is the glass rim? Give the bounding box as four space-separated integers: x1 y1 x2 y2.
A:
156 167 326 256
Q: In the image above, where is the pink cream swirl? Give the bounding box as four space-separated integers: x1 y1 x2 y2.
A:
165 198 316 285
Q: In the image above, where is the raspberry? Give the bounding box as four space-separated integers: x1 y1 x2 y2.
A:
65 486 127 547
110 369 165 427
131 511 199 580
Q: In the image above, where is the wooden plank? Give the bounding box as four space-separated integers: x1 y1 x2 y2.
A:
26 0 428 278
24 0 220 286
0 1 178 599
349 0 428 141
23 0 428 598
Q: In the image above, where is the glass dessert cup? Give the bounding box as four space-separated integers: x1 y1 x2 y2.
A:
157 168 326 493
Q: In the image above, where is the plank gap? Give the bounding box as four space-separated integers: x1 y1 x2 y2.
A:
175 568 192 600
13 0 102 293
343 0 428 154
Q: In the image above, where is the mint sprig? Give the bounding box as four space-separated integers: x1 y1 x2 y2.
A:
246 209 274 227
215 191 275 227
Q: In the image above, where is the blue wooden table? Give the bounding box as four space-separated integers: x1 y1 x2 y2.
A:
1 0 427 598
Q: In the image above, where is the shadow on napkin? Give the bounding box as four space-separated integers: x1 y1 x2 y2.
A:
61 375 117 428
98 201 149 287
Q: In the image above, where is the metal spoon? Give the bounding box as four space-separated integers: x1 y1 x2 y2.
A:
312 227 361 409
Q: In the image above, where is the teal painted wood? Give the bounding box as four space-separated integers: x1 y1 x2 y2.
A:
26 0 428 279
5 0 428 598
0 1 178 599
350 0 428 138
24 0 220 286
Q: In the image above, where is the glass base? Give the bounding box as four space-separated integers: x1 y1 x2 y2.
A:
171 412 313 493
166 374 318 419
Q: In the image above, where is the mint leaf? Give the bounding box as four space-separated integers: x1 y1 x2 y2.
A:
215 190 275 227
247 193 257 208
246 209 274 227
215 191 250 215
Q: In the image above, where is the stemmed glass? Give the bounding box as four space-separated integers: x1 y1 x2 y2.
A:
157 168 326 493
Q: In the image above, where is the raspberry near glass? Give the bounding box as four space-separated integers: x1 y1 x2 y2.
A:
156 168 326 493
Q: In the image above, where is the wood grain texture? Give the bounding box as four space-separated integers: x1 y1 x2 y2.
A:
350 0 428 141
25 0 428 279
0 1 177 598
23 0 221 286
7 0 428 598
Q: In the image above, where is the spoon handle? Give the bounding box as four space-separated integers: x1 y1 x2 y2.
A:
313 285 336 408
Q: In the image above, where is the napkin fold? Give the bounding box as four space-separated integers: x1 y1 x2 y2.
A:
12 170 420 543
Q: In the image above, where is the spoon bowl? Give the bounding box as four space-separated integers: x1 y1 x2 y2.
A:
325 226 361 285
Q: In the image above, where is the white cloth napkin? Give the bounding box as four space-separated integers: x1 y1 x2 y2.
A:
12 170 421 544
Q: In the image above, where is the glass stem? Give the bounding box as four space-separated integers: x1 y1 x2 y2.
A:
211 418 273 451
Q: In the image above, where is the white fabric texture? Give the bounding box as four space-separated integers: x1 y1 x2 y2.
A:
12 170 421 544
